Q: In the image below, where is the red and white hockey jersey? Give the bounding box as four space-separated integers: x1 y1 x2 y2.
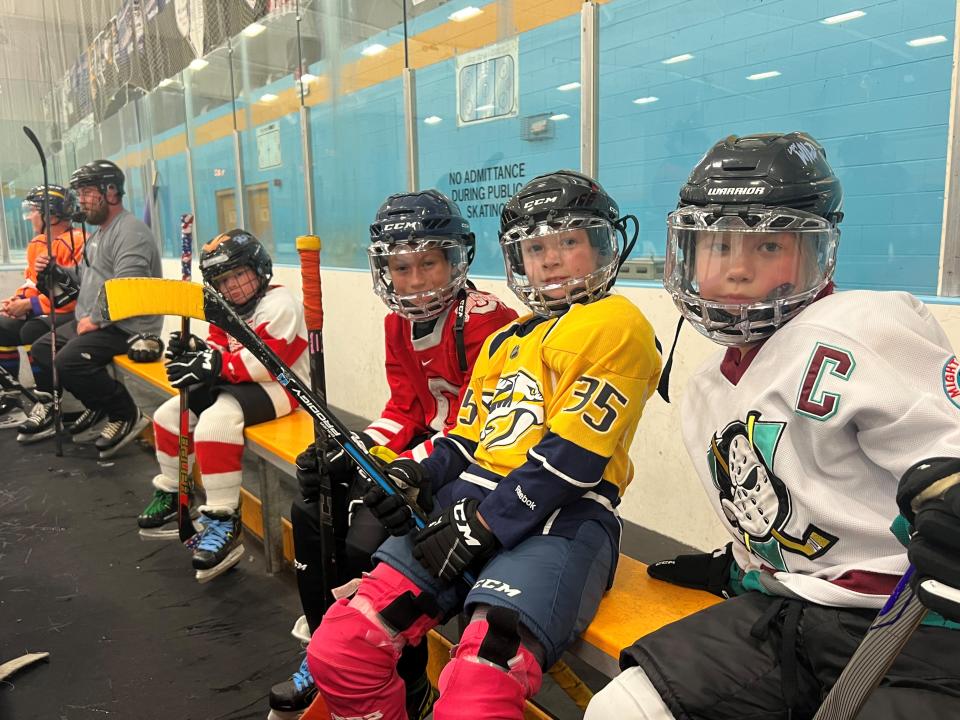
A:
364 289 517 461
681 290 960 608
207 285 310 415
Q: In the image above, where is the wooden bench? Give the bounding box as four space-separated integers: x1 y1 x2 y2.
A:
113 354 722 714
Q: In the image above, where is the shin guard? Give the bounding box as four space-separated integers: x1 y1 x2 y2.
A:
434 607 543 720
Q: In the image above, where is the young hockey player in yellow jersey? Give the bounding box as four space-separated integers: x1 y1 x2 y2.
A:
305 170 662 719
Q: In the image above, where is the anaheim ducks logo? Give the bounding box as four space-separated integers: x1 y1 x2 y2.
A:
480 369 544 449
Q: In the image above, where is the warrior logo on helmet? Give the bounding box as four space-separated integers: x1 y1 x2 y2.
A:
709 411 838 572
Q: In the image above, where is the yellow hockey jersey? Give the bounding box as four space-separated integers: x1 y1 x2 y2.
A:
422 294 661 579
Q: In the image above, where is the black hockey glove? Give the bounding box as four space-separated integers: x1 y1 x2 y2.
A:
126 333 164 363
165 348 222 389
363 458 435 537
896 457 960 622
296 433 376 502
37 264 80 309
165 330 207 360
647 542 736 598
413 498 498 582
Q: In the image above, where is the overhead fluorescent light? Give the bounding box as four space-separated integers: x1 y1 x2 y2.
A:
906 35 948 47
362 43 388 57
243 22 267 37
662 53 694 65
747 70 781 80
158 78 174 88
821 10 865 25
633 96 659 105
260 93 278 102
549 113 570 121
424 115 442 125
557 82 581 92
188 58 209 71
449 6 482 22
476 103 495 112
300 73 318 84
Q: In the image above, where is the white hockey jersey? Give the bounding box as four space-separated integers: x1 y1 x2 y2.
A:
681 290 960 608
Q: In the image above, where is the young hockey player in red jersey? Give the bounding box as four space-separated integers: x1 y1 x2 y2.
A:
304 171 661 719
585 132 960 719
267 190 517 720
137 229 309 583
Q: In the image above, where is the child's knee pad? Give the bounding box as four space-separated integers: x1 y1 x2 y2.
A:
434 606 544 720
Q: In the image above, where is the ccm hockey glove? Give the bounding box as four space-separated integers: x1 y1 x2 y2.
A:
647 542 736 598
413 498 498 582
896 457 960 622
363 458 434 536
165 348 222 389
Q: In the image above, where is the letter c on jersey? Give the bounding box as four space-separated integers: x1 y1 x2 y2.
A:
795 343 855 420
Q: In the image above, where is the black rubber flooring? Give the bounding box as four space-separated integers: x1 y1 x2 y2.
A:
0 429 304 720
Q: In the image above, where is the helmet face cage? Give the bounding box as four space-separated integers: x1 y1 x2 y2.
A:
501 213 620 317
199 230 273 316
368 237 469 321
22 185 77 222
664 205 839 346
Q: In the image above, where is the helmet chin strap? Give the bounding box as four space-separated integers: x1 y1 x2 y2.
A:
615 214 639 272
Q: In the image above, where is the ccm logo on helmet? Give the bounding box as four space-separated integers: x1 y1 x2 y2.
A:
707 187 766 196
382 221 420 231
522 195 559 211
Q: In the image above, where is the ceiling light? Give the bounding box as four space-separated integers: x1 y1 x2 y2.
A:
557 82 580 91
188 58 209 71
746 70 781 80
260 93 278 102
821 10 865 25
662 53 694 65
243 22 267 37
633 96 659 105
424 115 442 125
449 6 482 22
158 78 174 88
362 43 388 57
549 113 570 121
906 35 948 47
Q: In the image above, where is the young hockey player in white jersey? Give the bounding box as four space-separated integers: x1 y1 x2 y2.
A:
586 132 960 719
305 170 661 720
137 229 309 583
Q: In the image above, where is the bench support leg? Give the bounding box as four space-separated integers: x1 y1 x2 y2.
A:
257 457 284 575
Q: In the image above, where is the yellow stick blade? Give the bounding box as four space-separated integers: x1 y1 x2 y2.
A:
101 278 208 322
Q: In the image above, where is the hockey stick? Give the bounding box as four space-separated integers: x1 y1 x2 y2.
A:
0 365 44 406
99 278 433 532
22 126 63 456
813 470 960 720
176 214 198 545
296 235 338 608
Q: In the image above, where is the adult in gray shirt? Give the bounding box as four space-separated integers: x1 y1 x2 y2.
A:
19 160 163 458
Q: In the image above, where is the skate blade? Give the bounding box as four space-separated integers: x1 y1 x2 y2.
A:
290 615 311 644
138 527 181 540
72 424 107 444
17 429 55 444
195 543 245 584
97 416 150 459
267 710 305 720
0 410 28 429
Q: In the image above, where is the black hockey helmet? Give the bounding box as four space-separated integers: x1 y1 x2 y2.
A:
199 228 273 316
678 132 843 222
368 189 475 320
69 159 125 198
664 132 844 346
22 184 78 224
499 170 635 316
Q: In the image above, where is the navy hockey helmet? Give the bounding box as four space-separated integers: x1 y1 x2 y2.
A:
69 159 125 198
368 189 475 321
22 184 78 224
499 170 634 317
199 228 273 316
664 132 844 346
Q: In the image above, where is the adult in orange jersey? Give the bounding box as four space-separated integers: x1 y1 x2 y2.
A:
0 185 83 408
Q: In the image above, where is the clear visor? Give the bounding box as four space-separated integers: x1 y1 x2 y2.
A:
500 215 619 316
21 200 40 221
665 208 838 303
368 238 469 321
